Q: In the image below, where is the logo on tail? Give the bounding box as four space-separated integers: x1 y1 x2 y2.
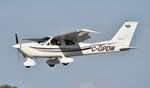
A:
125 24 131 28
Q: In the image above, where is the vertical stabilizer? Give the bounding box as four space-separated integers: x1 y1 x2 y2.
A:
111 21 138 46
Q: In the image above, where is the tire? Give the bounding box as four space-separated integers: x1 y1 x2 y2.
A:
62 63 69 66
26 66 31 68
49 64 55 67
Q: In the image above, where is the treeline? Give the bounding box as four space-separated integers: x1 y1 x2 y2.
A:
0 85 18 88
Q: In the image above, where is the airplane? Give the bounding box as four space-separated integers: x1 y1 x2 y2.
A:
12 21 138 68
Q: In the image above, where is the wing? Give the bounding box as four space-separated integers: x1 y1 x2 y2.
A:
53 29 99 42
22 38 41 41
21 29 99 42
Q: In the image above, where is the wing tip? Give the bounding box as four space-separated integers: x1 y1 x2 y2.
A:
78 29 99 33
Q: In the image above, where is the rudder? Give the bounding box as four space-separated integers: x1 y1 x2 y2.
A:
111 21 138 46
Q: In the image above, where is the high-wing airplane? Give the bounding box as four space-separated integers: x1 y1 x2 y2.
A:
12 21 138 68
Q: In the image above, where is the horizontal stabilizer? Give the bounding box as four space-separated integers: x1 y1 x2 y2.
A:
119 47 138 51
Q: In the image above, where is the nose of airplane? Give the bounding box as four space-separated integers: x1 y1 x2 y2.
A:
12 44 20 49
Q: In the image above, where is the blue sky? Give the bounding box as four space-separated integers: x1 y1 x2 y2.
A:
0 0 150 88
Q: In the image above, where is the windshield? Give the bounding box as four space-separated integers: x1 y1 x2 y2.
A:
37 37 50 45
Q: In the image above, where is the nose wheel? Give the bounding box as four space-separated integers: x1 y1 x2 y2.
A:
24 58 36 68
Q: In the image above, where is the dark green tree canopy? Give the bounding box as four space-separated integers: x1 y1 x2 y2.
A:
0 84 18 88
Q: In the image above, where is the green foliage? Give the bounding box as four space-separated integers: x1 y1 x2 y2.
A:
0 85 18 88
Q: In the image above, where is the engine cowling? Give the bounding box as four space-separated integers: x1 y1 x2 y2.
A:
60 58 73 63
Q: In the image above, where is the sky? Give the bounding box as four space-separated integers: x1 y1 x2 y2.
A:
0 0 150 88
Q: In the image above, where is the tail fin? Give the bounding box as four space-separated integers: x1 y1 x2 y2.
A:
111 21 138 46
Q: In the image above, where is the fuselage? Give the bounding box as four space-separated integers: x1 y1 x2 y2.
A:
19 41 120 58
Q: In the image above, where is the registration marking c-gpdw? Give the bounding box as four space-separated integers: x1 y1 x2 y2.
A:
91 45 115 52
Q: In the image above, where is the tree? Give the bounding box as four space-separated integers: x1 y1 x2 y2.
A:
0 84 18 88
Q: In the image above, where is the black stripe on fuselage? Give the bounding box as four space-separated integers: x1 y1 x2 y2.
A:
29 46 91 52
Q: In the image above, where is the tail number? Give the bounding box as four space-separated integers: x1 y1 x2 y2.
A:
91 45 115 52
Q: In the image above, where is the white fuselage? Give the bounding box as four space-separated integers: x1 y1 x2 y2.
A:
19 41 120 58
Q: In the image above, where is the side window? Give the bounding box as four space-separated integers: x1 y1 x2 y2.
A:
49 39 75 46
65 40 75 45
51 39 61 46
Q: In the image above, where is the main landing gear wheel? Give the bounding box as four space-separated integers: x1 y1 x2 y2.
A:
62 63 69 66
26 66 31 68
49 64 55 67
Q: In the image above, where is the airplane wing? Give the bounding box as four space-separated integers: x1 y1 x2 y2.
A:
53 29 99 42
22 38 41 41
22 29 99 42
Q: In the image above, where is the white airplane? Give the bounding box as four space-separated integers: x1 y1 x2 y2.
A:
12 21 138 68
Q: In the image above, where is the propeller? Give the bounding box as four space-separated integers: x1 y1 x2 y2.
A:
14 33 22 60
15 33 19 44
14 33 21 50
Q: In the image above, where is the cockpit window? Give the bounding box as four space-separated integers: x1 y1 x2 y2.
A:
51 39 61 45
37 37 50 45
